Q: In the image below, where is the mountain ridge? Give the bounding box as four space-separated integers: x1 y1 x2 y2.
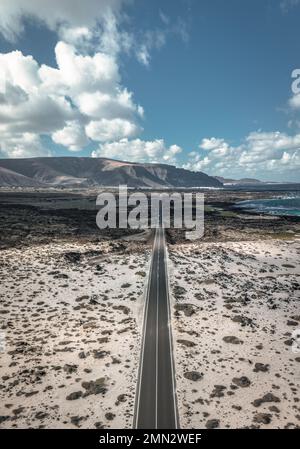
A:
0 156 222 188
214 176 263 185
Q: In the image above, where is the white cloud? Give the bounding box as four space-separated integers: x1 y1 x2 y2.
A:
136 45 151 67
76 89 140 120
0 0 125 43
47 41 120 93
0 40 143 156
0 0 187 64
184 131 300 180
0 133 49 158
289 93 300 110
200 137 227 151
92 138 182 164
159 11 170 26
86 118 140 142
59 26 92 49
136 28 170 65
134 19 189 66
0 1 189 158
280 0 300 12
0 50 75 136
52 121 89 152
0 0 192 160
135 29 167 66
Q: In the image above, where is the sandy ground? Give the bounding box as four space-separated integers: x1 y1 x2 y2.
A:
1 234 299 429
0 241 149 429
169 238 300 429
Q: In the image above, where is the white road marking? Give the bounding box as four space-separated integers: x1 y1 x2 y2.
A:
134 226 179 429
133 227 158 429
163 230 180 428
155 228 160 429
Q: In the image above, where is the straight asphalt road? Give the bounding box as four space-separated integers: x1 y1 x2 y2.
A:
133 226 179 429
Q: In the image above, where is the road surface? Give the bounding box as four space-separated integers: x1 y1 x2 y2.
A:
133 227 179 429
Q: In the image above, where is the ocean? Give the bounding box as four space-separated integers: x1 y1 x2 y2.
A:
235 195 300 217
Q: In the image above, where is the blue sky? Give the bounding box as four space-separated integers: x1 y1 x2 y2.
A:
0 0 299 181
